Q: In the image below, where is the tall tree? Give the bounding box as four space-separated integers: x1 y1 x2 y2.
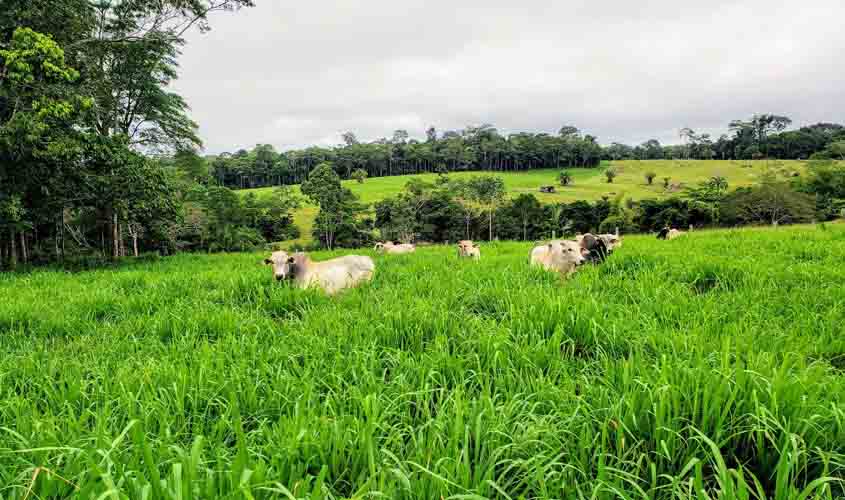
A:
467 176 506 241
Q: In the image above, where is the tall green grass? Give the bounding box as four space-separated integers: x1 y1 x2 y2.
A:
1 225 844 498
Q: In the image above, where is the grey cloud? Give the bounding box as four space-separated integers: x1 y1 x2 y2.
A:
171 0 845 153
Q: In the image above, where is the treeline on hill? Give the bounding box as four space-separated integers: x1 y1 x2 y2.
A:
304 158 845 249
0 0 255 268
210 125 604 189
209 117 845 192
605 117 845 162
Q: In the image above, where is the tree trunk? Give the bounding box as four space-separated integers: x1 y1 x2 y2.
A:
488 212 493 241
60 209 66 262
132 232 139 257
20 231 27 264
119 222 126 257
112 212 119 259
9 229 17 268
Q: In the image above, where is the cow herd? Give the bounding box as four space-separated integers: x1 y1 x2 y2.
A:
263 231 624 295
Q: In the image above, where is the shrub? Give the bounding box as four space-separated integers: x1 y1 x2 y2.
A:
352 168 368 183
558 171 572 186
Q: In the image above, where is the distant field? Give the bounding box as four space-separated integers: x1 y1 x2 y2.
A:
2 224 844 497
244 159 814 245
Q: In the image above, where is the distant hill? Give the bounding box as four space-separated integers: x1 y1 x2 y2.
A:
242 159 815 246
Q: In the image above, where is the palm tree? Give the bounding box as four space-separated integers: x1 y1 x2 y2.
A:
559 171 572 186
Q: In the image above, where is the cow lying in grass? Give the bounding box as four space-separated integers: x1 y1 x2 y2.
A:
530 240 588 276
576 232 623 263
657 227 685 240
374 242 416 254
457 240 481 260
264 251 374 295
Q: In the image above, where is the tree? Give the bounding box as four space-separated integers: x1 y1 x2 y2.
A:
508 194 543 241
0 0 254 266
559 171 572 186
826 140 845 160
730 114 792 157
301 163 366 249
341 132 358 146
722 182 815 226
374 197 417 243
642 139 663 159
679 128 696 159
172 149 209 184
467 176 506 241
559 126 580 138
0 28 89 266
663 177 671 189
352 168 368 184
605 168 618 183
645 171 657 185
392 129 409 144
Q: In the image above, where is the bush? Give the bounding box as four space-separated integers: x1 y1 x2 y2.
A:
721 183 816 226
645 171 657 185
558 171 572 186
352 168 368 183
605 168 618 183
599 214 635 234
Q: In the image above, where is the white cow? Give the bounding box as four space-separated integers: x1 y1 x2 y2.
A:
457 240 481 260
667 229 685 240
374 242 416 254
530 240 588 276
264 251 374 295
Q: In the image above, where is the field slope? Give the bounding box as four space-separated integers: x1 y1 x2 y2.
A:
1 224 844 497
245 159 813 246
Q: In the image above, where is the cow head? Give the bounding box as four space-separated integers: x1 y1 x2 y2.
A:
550 240 587 266
374 242 385 252
264 251 296 281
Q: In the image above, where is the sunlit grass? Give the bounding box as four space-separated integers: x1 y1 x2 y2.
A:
1 224 844 498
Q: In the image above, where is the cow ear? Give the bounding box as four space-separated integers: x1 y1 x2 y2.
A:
548 243 553 249
263 258 272 265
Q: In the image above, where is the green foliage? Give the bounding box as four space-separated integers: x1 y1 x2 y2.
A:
558 170 572 186
302 163 369 249
827 140 845 160
600 194 635 233
645 171 657 185
0 0 254 266
301 162 343 207
351 168 368 183
193 185 299 252
2 226 845 497
0 28 79 85
695 177 728 198
499 193 545 241
605 167 618 183
722 182 816 226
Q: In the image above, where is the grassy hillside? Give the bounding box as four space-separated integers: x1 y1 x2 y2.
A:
2 224 844 497
245 159 813 246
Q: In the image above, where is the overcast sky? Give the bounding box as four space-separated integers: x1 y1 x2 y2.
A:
172 0 845 154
